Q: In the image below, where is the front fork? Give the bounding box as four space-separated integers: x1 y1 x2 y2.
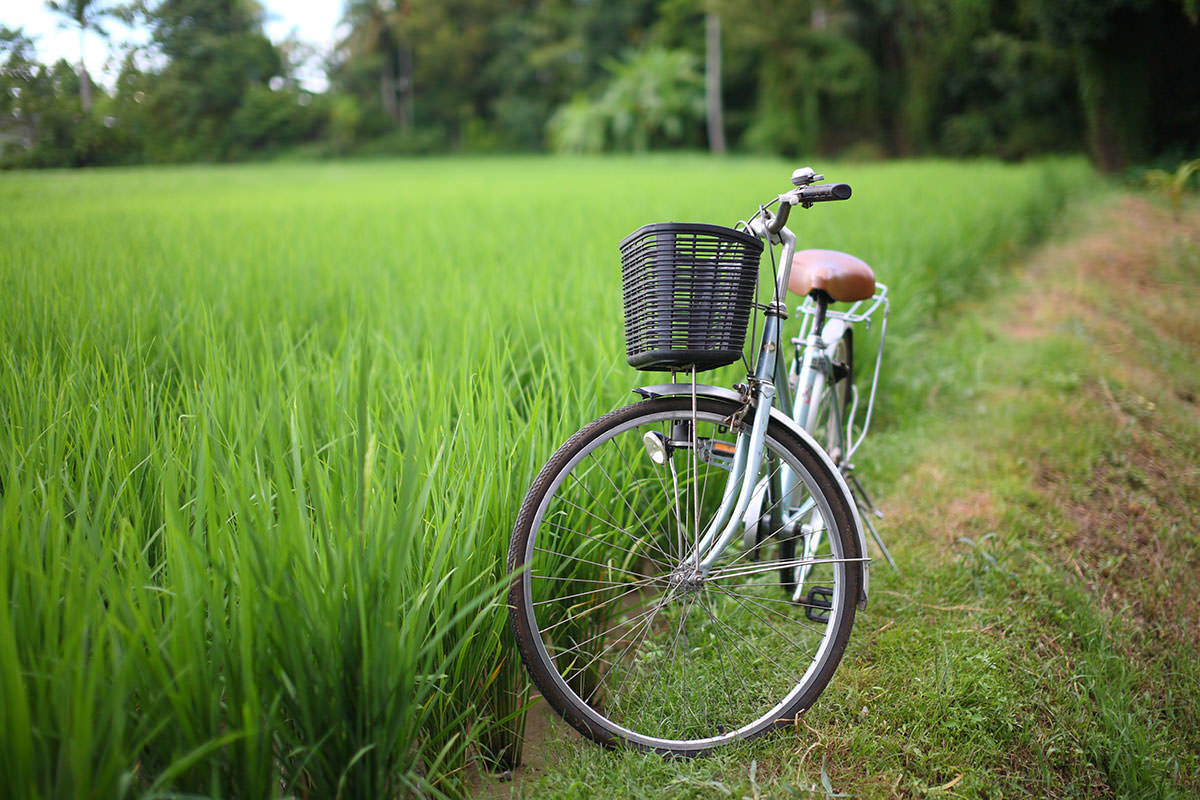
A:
691 380 776 573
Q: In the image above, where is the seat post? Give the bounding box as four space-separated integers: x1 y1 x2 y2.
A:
810 291 831 337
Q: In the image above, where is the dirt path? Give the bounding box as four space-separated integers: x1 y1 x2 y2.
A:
869 192 1200 795
1012 195 1200 642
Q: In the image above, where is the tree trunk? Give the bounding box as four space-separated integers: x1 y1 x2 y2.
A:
1075 40 1151 173
811 0 828 31
78 25 92 112
79 66 93 112
397 44 413 131
705 12 726 155
380 55 399 124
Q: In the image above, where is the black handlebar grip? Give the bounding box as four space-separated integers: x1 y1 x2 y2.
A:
768 182 853 234
798 183 852 202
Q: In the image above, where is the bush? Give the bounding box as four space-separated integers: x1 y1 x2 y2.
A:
229 84 325 154
547 47 705 153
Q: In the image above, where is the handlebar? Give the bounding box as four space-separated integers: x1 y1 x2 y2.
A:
800 182 853 203
765 182 853 235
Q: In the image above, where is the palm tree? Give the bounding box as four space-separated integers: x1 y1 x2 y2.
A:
45 0 110 112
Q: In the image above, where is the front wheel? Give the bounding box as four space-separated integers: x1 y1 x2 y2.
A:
507 396 862 755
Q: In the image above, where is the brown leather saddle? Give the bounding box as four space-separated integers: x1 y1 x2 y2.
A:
788 249 876 302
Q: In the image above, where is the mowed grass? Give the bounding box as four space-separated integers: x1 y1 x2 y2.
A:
0 155 1091 798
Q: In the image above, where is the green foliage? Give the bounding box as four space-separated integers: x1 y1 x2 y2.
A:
5 1 1200 167
547 95 609 155
938 31 1080 159
1 28 46 161
1029 0 1200 171
327 93 364 155
1030 0 1155 45
227 84 323 155
743 29 876 157
1144 157 1200 218
549 47 705 153
45 0 115 111
0 36 137 168
140 0 282 160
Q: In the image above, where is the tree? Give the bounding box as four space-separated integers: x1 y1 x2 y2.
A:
140 0 282 159
1 27 42 159
338 0 409 129
479 0 657 150
45 1 111 112
709 0 878 156
1031 0 1200 171
1 30 129 168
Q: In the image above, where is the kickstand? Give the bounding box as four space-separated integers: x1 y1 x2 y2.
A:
848 472 897 571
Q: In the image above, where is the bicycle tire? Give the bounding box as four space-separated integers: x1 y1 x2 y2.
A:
507 396 862 755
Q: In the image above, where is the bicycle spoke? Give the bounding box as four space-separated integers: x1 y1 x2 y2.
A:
696 586 807 688
714 458 790 567
540 516 673 572
690 383 701 582
712 586 836 615
707 555 864 581
696 591 754 707
623 429 688 562
531 579 655 608
594 590 674 706
544 599 664 662
561 473 676 566
709 585 833 634
572 593 680 706
660 594 696 729
709 580 832 644
530 572 657 588
533 545 656 582
586 445 677 558
530 575 662 637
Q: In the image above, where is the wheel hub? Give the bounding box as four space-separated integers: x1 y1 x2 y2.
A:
667 566 706 596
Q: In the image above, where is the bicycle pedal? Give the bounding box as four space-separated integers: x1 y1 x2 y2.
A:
803 586 833 623
696 438 735 470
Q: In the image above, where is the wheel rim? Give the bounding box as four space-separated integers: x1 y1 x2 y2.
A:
517 404 852 750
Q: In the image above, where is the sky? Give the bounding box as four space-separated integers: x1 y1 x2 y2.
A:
3 1 343 91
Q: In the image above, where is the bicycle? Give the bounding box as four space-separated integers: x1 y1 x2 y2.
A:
507 167 890 756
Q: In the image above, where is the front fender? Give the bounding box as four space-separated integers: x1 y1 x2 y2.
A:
634 383 869 608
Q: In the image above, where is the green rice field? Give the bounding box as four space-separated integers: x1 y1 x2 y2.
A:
0 156 1092 798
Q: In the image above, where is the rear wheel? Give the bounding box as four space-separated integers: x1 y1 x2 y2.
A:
815 328 853 464
507 396 862 755
787 328 854 605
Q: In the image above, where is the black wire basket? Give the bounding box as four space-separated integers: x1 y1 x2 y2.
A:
620 222 764 372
